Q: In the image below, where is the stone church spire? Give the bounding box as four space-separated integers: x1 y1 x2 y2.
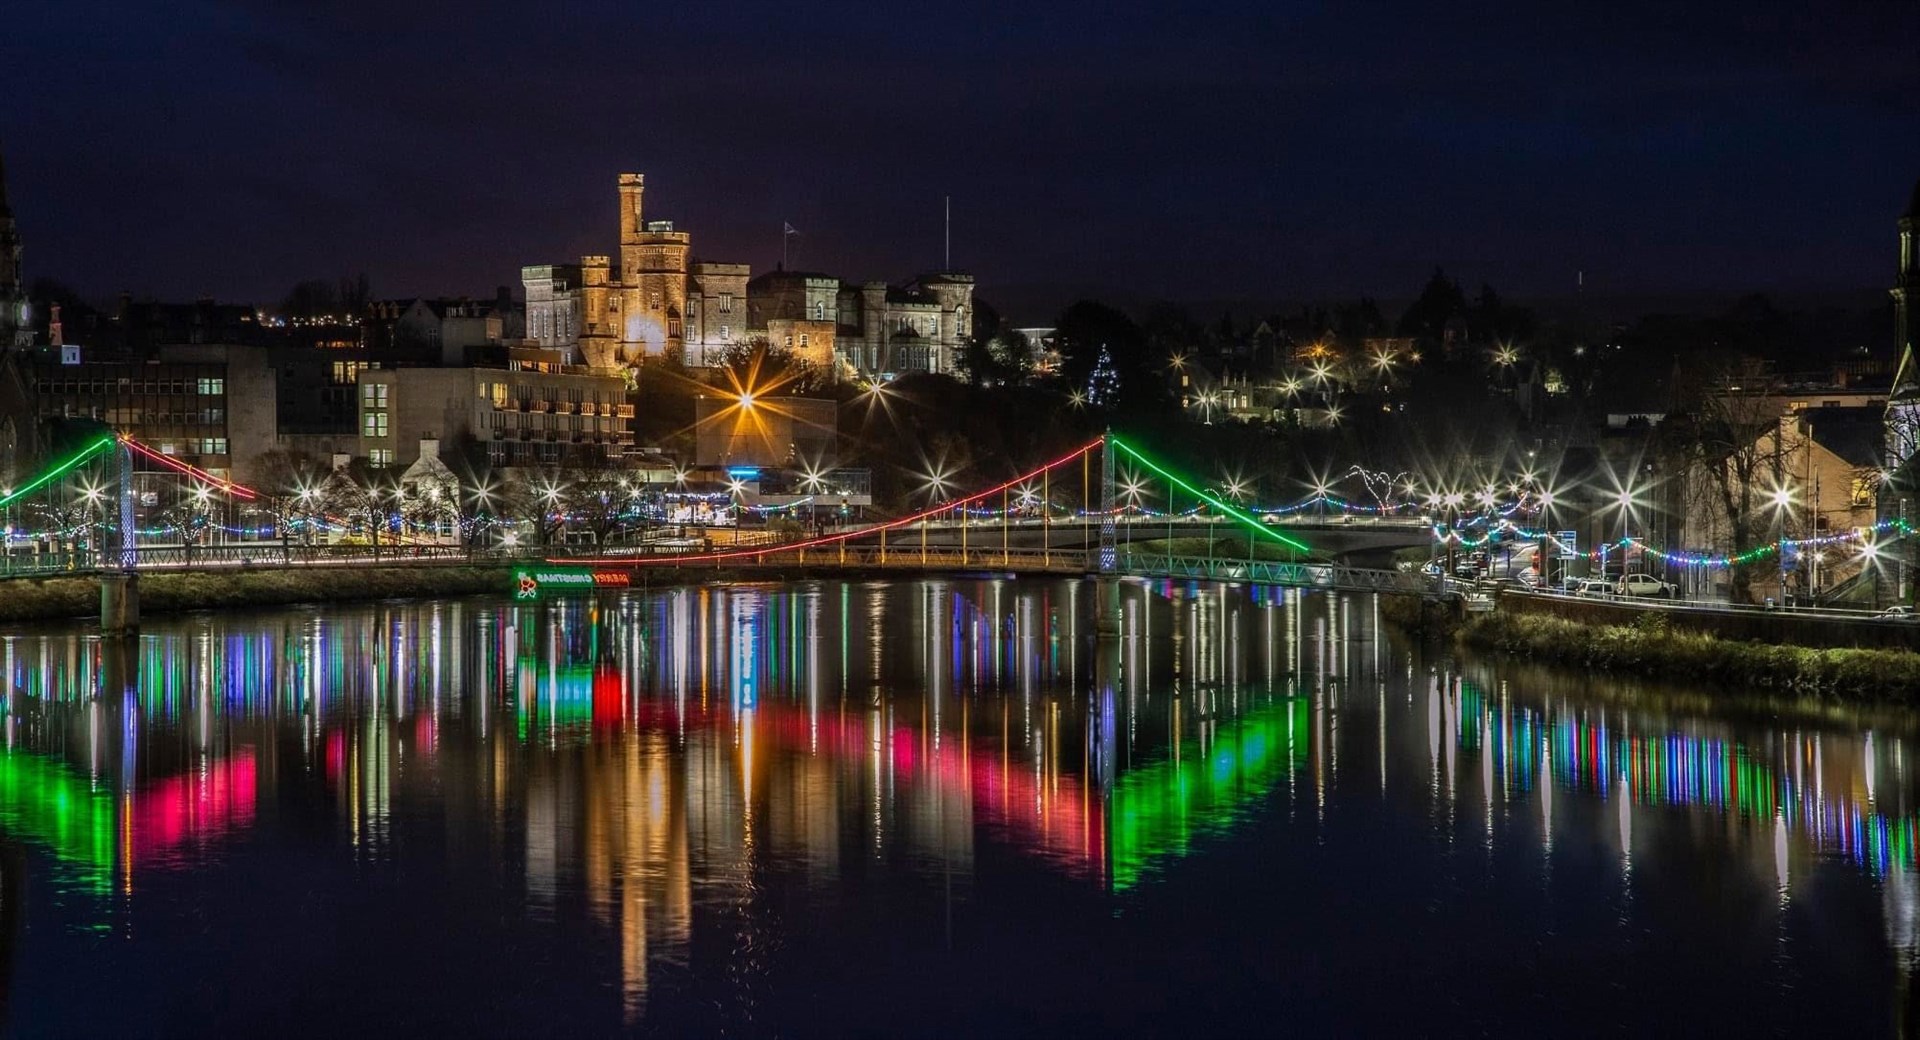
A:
0 141 19 289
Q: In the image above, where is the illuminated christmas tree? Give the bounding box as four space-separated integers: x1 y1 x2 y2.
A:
1086 343 1119 407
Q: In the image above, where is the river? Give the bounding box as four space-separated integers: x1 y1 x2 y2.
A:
0 578 1913 1036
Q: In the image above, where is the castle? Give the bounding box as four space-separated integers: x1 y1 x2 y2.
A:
524 173 973 379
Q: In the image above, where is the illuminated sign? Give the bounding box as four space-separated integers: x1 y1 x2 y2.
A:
1556 530 1578 560
513 566 632 600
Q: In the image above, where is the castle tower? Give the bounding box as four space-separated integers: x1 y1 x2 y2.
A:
617 173 645 245
610 172 688 365
578 255 619 371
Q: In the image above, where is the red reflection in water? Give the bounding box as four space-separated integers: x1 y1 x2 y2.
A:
130 749 258 861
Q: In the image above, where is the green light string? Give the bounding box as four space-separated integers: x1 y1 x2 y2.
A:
1106 435 1312 553
0 435 116 510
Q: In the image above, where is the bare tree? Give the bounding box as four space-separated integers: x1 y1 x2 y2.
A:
563 451 634 546
323 461 397 555
1667 360 1795 601
503 463 569 546
253 449 329 549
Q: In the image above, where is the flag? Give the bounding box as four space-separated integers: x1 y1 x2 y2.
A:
783 222 800 237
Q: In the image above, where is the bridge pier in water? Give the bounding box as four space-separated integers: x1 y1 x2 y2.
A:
1094 577 1121 639
100 573 140 635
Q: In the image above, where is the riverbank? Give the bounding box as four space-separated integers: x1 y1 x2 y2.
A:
1458 610 1920 700
0 564 525 624
0 560 1080 623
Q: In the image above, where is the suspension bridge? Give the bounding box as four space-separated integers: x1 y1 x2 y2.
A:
0 430 1445 628
533 434 1437 598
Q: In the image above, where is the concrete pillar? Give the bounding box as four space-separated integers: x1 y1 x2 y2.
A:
1094 576 1121 639
100 573 139 634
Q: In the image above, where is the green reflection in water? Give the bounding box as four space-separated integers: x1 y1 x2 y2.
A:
1108 696 1309 891
0 749 114 894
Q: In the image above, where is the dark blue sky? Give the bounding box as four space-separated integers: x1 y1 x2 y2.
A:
4 0 1917 315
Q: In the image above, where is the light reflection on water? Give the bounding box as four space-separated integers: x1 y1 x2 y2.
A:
0 579 1914 1035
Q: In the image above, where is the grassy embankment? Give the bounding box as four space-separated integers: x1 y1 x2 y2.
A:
0 564 522 624
1458 609 1920 700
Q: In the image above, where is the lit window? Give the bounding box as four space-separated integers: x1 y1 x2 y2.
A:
197 377 225 395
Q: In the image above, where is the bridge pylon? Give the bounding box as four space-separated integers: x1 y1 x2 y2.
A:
1098 431 1116 574
117 439 137 572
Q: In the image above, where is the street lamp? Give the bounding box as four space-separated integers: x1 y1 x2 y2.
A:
1770 486 1794 604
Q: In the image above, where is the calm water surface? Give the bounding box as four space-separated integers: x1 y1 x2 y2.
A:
0 578 1916 1037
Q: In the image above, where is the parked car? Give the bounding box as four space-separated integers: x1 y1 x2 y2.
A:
1877 605 1917 622
1575 579 1613 597
1614 573 1676 598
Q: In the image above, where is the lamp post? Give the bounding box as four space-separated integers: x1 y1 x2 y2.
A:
1770 486 1793 606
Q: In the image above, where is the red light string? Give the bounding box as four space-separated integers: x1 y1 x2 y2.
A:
550 437 1106 566
120 436 260 500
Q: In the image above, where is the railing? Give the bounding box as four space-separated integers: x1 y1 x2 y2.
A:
1117 552 1434 594
578 544 1427 594
0 536 1433 597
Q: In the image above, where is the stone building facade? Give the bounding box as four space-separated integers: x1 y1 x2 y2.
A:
354 351 633 469
748 269 974 378
686 261 750 368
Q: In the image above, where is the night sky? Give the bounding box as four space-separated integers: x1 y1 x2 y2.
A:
4 1 1918 316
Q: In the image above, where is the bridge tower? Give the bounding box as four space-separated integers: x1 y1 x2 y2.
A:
117 440 136 570
101 440 138 635
1095 432 1121 639
1098 431 1116 573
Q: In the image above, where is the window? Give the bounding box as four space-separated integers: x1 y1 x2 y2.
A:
719 324 729 340
362 382 389 407
363 411 389 438
490 383 507 408
799 334 809 349
719 292 733 314
813 300 824 320
197 377 225 395
369 449 393 469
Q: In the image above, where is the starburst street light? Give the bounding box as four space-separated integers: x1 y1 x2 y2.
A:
919 464 954 504
1067 389 1087 410
799 463 829 494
